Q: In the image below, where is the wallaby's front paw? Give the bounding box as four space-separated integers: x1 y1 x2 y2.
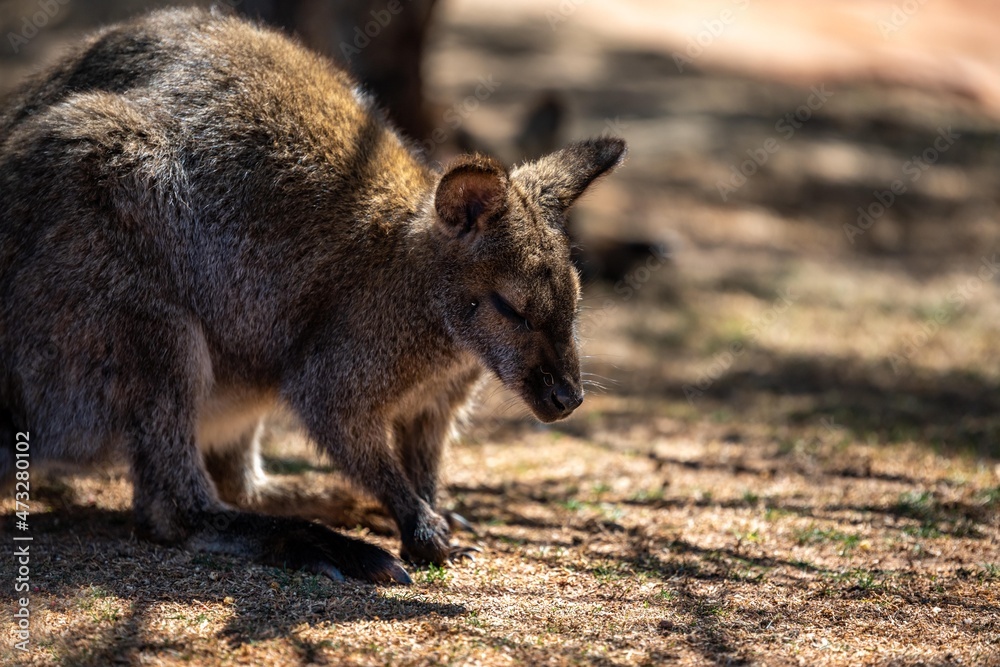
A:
400 511 451 565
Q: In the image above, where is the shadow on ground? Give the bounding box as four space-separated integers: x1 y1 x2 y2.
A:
567 349 1000 459
1 501 463 665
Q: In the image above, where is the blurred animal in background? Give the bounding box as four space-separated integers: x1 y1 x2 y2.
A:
235 0 665 284
238 0 439 142
515 90 566 161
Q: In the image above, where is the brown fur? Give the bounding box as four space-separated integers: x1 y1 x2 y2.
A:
0 8 626 584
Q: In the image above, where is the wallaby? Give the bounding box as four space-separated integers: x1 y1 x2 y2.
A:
0 8 626 584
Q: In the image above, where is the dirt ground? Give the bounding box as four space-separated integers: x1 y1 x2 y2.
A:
2 1 1000 666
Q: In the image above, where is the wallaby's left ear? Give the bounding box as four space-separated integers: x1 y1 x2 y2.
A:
434 154 509 238
512 137 627 211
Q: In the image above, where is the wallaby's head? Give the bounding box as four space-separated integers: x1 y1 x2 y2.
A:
431 137 627 423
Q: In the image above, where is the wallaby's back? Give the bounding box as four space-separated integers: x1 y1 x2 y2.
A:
0 8 434 404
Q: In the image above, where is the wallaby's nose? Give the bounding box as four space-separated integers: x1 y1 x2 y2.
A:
549 384 583 415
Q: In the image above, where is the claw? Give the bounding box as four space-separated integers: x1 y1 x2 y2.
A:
445 511 479 537
380 561 413 585
314 563 346 582
448 544 483 562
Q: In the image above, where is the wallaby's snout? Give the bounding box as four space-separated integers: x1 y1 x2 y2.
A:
542 378 584 422
523 340 584 422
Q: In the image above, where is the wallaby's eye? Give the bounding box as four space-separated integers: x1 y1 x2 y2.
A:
490 293 533 332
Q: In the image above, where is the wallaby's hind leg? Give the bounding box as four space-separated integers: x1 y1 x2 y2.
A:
202 422 395 535
118 312 409 584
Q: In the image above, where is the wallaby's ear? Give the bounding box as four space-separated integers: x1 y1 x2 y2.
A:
434 155 509 237
513 137 627 211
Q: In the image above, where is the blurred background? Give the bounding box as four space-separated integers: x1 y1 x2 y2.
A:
2 2 999 663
